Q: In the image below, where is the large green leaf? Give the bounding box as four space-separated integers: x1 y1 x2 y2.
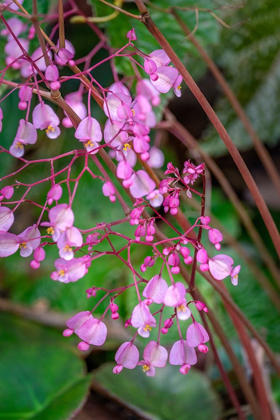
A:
93 362 222 420
0 313 92 420
202 0 280 155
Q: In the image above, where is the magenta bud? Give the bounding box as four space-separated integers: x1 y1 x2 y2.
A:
123 178 133 188
113 364 123 374
78 341 90 351
200 216 210 225
184 256 193 265
195 301 207 311
50 81 61 90
141 152 150 161
144 298 153 306
30 260 40 269
63 328 73 337
109 195 116 203
19 101 27 110
215 243 221 251
110 303 119 313
170 208 178 215
161 327 168 334
200 263 209 272
34 246 46 262
111 313 119 320
150 73 158 81
171 266 180 274
164 318 173 328
198 344 209 353
179 363 191 375
197 248 208 264
125 319 132 328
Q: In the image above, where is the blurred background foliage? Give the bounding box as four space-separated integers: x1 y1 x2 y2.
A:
0 0 280 419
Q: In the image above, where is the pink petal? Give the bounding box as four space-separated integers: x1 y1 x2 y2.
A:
169 340 197 365
115 342 139 369
209 254 233 280
143 341 168 367
143 275 168 304
77 318 107 346
0 232 19 257
151 66 179 93
164 282 186 307
186 322 209 347
0 207 14 231
129 170 156 198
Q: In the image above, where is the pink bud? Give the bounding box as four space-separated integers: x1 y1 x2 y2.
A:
126 28 137 42
144 58 157 75
197 248 208 264
0 186 14 200
179 363 191 375
198 344 209 353
33 247 46 262
113 365 123 374
30 260 40 269
78 341 90 351
63 328 73 337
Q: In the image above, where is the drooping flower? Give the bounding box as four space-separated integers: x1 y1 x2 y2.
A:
103 93 132 121
164 282 186 307
183 161 204 185
136 79 161 107
0 186 14 201
0 206 14 231
18 224 41 257
146 189 164 208
150 66 179 94
146 146 164 169
57 227 83 260
139 341 168 376
131 302 156 338
47 184 63 206
45 64 61 90
113 341 139 374
143 275 168 304
63 310 107 351
51 255 90 283
10 119 37 157
231 265 241 286
41 203 74 241
55 39 75 66
208 254 234 280
102 182 116 203
208 228 223 251
62 91 87 128
126 28 137 42
186 321 209 353
0 232 19 257
129 170 156 198
18 86 32 110
32 102 60 139
169 339 197 374
74 116 102 153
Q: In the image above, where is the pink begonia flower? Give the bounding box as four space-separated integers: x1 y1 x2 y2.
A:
0 232 19 257
136 79 161 107
57 227 83 260
139 341 168 377
30 246 46 269
134 224 146 241
169 339 197 374
10 119 37 158
4 38 29 64
55 40 75 66
109 82 131 97
0 206 14 231
208 228 223 251
63 311 107 351
173 74 183 97
103 93 132 121
149 50 171 67
143 275 168 304
140 256 155 273
180 247 193 265
113 341 139 374
186 321 209 353
151 66 179 94
1 17 26 38
74 116 102 153
18 224 41 257
208 254 234 281
41 203 74 241
129 170 156 198
231 265 241 286
146 189 163 208
130 206 144 225
47 184 63 206
2 0 24 11
62 92 87 128
131 302 156 338
197 248 209 272
104 119 128 149
183 161 204 185
177 302 191 321
32 102 60 139
51 255 90 283
116 161 133 187
168 253 180 274
133 137 150 161
0 186 14 201
18 86 32 110
132 95 156 128
102 182 116 203
127 28 137 42
45 64 60 90
164 282 186 307
147 146 165 169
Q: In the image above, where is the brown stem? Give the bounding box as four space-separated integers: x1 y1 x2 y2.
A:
164 109 280 289
58 0 66 49
134 0 280 258
199 312 246 420
172 11 280 198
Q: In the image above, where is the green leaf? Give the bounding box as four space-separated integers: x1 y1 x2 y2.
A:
202 0 280 155
0 313 91 420
93 362 222 420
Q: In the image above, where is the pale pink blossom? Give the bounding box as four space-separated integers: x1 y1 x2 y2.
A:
131 302 156 337
47 184 63 206
103 93 132 121
62 92 87 128
32 102 60 139
186 321 209 353
0 206 14 231
208 228 223 250
55 40 75 66
41 203 74 241
147 146 164 169
143 275 168 304
10 119 37 157
57 227 83 260
177 302 191 321
113 341 139 374
74 116 102 153
208 254 234 280
139 341 168 376
102 182 116 202
51 256 90 283
164 282 186 307
18 224 41 257
129 170 156 198
136 79 160 106
169 339 197 374
0 232 19 257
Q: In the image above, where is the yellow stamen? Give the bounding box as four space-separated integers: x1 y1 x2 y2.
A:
63 244 72 252
15 142 24 149
178 304 186 312
123 143 131 152
177 85 182 90
19 242 27 249
45 125 55 133
47 227 54 235
142 365 150 373
143 324 152 332
131 108 135 116
58 270 65 276
85 140 94 148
